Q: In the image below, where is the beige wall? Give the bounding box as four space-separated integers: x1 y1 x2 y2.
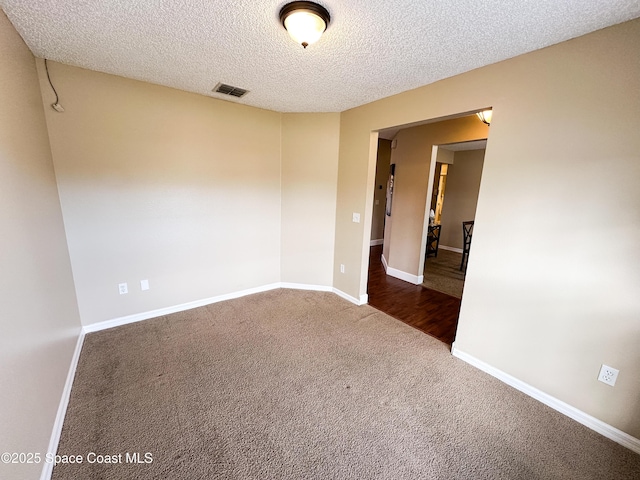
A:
3 9 639 457
37 62 283 326
439 149 485 249
383 117 488 276
333 19 640 438
0 13 81 479
281 113 340 286
370 139 391 242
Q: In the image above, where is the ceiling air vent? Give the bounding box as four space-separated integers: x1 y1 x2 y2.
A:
213 83 249 98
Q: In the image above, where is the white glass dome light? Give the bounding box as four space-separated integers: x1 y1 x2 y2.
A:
280 2 330 49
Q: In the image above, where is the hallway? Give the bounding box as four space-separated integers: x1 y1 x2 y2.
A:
367 245 461 345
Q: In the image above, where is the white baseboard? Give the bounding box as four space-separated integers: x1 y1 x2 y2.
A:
40 329 85 480
333 288 367 306
439 245 463 254
386 265 423 285
280 282 332 292
280 283 368 306
451 345 640 455
382 253 423 284
370 239 384 246
83 283 368 333
82 283 282 333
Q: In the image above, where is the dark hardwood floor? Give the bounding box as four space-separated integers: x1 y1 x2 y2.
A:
367 245 461 346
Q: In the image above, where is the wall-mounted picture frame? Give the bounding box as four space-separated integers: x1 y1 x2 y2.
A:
386 163 395 216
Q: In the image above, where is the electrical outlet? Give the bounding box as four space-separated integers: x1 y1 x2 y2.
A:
118 283 128 295
597 364 619 386
340 264 345 273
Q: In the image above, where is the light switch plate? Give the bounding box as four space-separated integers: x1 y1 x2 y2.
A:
141 279 150 291
352 212 361 223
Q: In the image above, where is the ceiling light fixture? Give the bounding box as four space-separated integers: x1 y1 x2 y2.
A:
279 1 330 49
476 109 492 126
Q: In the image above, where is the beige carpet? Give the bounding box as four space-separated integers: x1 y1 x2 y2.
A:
423 249 465 298
53 289 640 479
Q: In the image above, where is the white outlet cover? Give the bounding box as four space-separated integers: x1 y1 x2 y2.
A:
118 282 128 295
352 212 361 223
141 279 150 291
597 364 619 386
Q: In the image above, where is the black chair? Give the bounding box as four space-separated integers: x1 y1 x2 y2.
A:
426 224 441 258
460 221 474 272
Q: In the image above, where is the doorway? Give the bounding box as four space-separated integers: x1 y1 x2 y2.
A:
423 141 486 299
366 112 489 345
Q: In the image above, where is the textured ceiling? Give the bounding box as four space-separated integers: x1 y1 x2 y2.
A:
2 1 639 112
